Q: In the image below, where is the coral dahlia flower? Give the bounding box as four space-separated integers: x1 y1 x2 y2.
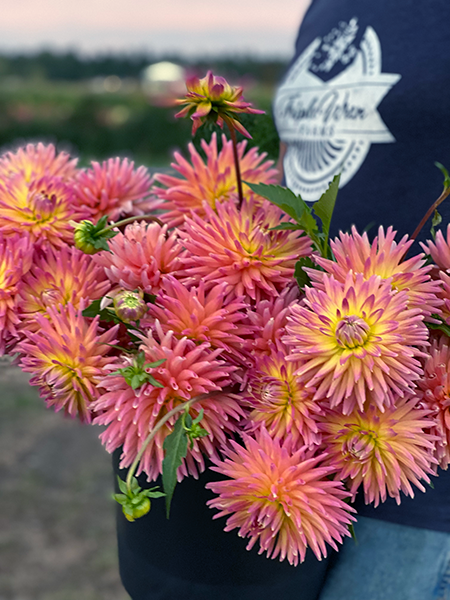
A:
94 221 183 295
181 199 312 300
207 429 355 565
0 143 77 183
18 303 119 423
245 342 321 449
0 175 88 248
422 224 450 271
312 226 442 320
148 276 252 364
320 399 437 506
93 324 244 481
0 234 33 353
18 245 110 327
175 70 264 137
154 133 278 227
417 337 450 469
284 273 428 414
72 158 153 222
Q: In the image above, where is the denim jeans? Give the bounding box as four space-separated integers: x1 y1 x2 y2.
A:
318 517 450 600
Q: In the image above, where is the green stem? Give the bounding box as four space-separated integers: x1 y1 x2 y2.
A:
410 186 450 242
224 118 244 208
125 393 210 492
103 214 164 233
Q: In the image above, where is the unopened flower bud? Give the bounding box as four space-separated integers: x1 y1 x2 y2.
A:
113 290 147 323
72 216 117 254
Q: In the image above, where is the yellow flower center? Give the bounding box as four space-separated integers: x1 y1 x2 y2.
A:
335 315 370 349
29 191 57 224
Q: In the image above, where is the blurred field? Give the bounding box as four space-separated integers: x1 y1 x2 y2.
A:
0 359 130 600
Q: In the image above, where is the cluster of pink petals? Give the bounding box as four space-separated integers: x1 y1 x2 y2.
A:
154 134 278 227
181 199 312 300
207 429 355 565
312 226 443 320
423 224 450 271
72 158 153 222
18 245 110 327
148 276 252 365
0 143 78 183
284 272 428 414
94 323 243 481
18 303 119 423
320 399 437 506
0 234 33 353
94 221 184 295
417 336 450 469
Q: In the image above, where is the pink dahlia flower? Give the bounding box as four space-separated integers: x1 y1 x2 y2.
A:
18 245 110 328
0 175 89 248
94 221 183 295
207 429 355 565
245 342 321 449
72 158 153 222
93 324 244 481
181 199 312 300
422 224 450 271
312 226 442 320
0 143 77 183
154 133 278 227
148 276 252 364
284 273 428 414
417 337 450 469
0 234 33 353
319 399 437 507
18 303 119 423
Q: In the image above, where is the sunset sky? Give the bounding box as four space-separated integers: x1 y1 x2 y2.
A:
1 0 311 56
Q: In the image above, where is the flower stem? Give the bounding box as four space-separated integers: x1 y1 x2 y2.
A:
224 118 244 208
103 214 164 233
410 186 450 242
125 393 210 492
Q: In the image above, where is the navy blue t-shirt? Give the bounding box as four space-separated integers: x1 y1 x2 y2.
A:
274 0 450 532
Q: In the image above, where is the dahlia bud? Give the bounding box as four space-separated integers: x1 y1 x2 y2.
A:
113 290 147 323
72 216 117 254
113 476 165 522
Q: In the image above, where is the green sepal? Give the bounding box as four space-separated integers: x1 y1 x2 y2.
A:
426 317 450 338
436 162 450 190
431 209 443 239
348 523 358 543
110 352 166 390
294 257 316 289
184 408 209 449
162 412 189 518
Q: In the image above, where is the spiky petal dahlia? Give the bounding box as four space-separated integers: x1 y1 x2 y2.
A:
181 199 312 300
93 324 244 481
18 304 119 423
147 276 252 364
422 224 450 271
154 133 278 227
94 221 183 295
18 245 110 328
417 337 450 469
72 158 153 222
0 143 77 183
0 175 88 248
245 342 321 449
207 429 355 565
0 234 33 353
319 399 437 507
175 70 264 137
312 226 442 320
284 273 428 414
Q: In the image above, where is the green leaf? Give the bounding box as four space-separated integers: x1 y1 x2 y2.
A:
436 162 450 190
117 476 129 495
144 490 166 499
82 299 103 318
348 523 358 544
294 257 315 289
427 318 450 338
244 182 309 223
311 174 340 253
192 408 204 426
431 209 443 239
162 414 189 518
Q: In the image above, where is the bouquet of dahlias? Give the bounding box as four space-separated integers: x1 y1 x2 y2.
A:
2 71 450 568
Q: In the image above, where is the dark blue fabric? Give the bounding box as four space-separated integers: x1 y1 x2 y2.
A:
113 450 331 600
276 0 450 532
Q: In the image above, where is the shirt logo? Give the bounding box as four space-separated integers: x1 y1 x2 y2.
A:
274 18 401 201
